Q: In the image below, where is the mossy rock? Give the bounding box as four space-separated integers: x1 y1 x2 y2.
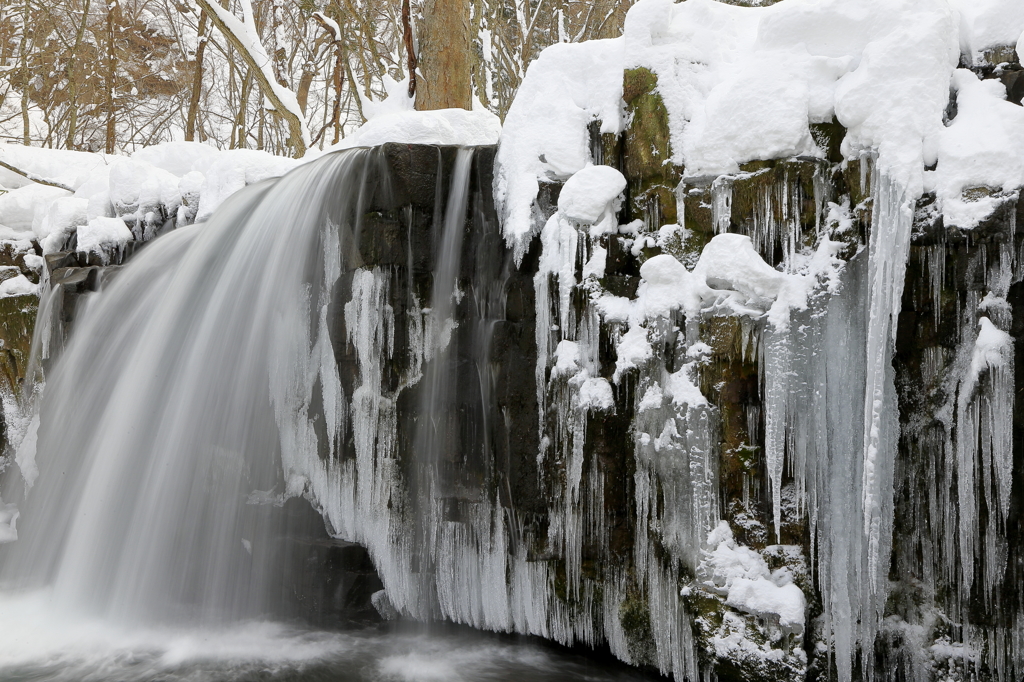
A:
809 117 846 165
619 583 656 666
622 67 681 228
729 158 830 267
687 586 806 682
977 45 1020 70
679 181 716 263
698 316 770 548
0 293 38 397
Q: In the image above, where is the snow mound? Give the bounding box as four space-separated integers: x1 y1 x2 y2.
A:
927 70 1024 229
77 217 134 264
0 274 36 298
495 38 626 262
35 197 88 253
0 185 70 234
557 165 626 226
948 0 1024 64
694 234 786 305
324 108 501 153
496 0 1024 255
0 146 107 191
702 521 806 628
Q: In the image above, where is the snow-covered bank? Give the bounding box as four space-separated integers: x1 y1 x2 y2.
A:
0 107 501 276
496 0 1024 258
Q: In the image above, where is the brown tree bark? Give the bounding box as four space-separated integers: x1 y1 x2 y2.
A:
105 0 120 153
415 0 472 111
401 0 416 99
311 13 345 145
185 9 208 142
64 0 92 149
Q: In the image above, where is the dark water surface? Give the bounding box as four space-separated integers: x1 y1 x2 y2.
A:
0 590 656 682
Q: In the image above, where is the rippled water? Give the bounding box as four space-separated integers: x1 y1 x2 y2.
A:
0 591 654 682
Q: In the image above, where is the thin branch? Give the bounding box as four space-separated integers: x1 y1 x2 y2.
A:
0 158 73 192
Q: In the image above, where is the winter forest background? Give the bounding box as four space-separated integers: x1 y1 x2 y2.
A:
0 0 630 156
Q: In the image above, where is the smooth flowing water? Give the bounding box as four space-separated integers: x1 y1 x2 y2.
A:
0 150 380 622
0 589 652 682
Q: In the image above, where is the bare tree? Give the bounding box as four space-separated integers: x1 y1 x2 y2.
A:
195 0 310 156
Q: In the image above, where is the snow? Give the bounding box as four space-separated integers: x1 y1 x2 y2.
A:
495 0 1020 257
926 70 1024 228
725 577 805 629
557 165 626 227
948 0 1024 63
0 145 107 191
701 521 806 628
964 316 1013 398
34 197 88 254
129 142 223 178
359 75 415 120
613 324 653 382
322 108 501 153
637 255 707 319
694 234 786 306
551 340 581 379
632 0 957 189
0 274 37 298
576 376 615 412
495 38 626 262
0 185 71 233
665 365 707 409
107 158 182 230
77 217 134 264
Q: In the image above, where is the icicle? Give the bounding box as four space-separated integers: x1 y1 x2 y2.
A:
860 171 911 593
711 176 733 234
763 324 788 542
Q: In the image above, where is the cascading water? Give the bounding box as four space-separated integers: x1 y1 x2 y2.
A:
0 149 395 622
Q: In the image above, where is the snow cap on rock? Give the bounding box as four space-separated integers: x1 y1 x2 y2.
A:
557 165 627 225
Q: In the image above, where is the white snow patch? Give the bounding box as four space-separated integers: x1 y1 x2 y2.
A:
694 233 785 305
77 217 133 264
495 38 626 261
962 316 1013 398
0 274 36 298
0 185 71 233
948 0 1024 64
701 521 806 628
576 375 615 412
927 70 1024 229
323 108 500 153
557 165 626 228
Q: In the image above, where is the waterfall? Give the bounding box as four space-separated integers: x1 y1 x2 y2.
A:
0 149 394 622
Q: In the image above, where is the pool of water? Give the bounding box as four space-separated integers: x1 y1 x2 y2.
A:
0 591 656 682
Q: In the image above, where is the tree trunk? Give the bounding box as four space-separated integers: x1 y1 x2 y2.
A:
231 68 253 149
185 9 208 142
415 0 472 111
105 0 120 154
402 0 416 99
19 0 30 145
65 0 91 149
